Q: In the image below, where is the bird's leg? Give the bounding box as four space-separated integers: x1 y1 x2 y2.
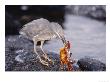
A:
33 37 49 66
40 41 53 63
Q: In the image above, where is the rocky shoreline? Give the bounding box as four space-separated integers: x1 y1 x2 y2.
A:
5 35 106 71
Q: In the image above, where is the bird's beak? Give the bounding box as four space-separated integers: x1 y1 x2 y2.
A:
61 37 66 45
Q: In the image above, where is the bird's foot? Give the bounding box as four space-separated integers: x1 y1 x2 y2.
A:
38 57 49 66
43 55 54 65
48 58 54 65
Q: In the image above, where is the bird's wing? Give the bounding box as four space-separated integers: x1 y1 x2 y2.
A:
19 18 51 40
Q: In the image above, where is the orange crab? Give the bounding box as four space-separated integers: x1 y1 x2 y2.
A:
60 41 73 71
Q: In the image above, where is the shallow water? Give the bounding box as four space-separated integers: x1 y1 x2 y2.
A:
44 15 106 64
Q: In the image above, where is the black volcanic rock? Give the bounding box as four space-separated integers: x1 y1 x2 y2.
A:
5 35 60 71
5 35 106 71
5 11 22 35
77 57 106 71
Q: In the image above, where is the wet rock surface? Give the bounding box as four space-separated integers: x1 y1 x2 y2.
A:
5 35 106 71
5 35 61 71
77 57 106 71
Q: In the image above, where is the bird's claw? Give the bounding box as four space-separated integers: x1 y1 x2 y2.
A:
42 54 54 65
38 57 49 66
41 61 49 67
49 59 54 65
